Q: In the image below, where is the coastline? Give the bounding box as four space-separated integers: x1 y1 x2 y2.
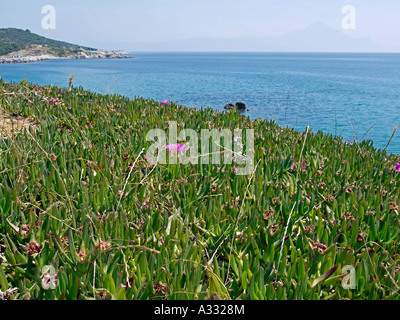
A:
0 48 133 64
1 52 399 154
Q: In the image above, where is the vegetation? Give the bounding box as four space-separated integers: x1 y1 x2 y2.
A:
0 79 400 300
0 28 95 56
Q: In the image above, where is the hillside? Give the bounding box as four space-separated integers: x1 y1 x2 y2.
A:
0 28 94 56
0 28 131 63
0 80 400 300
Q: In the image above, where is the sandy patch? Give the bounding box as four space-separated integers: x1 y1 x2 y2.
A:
0 108 38 138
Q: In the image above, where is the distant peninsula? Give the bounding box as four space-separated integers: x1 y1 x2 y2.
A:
0 28 132 63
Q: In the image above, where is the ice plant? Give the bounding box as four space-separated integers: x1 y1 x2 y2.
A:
234 136 244 149
41 266 58 290
21 224 30 238
24 241 41 256
166 144 185 152
95 240 111 251
78 250 87 263
3 79 400 301
162 100 169 105
177 144 185 152
142 201 151 210
50 98 55 102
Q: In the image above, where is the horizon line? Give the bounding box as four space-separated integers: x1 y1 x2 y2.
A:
129 51 400 54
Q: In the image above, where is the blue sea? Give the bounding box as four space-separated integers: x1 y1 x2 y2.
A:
1 52 400 154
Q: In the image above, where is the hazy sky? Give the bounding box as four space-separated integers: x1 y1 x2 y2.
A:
1 0 400 51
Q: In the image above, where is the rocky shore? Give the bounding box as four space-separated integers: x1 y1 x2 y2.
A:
0 45 132 63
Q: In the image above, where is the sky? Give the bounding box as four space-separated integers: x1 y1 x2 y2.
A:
1 0 400 52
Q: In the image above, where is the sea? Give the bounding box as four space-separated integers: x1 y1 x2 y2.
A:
0 52 399 154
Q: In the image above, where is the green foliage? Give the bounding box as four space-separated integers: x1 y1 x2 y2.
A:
0 28 95 56
0 79 400 300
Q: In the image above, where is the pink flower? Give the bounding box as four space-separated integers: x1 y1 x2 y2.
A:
166 144 185 152
177 144 185 152
162 100 169 105
50 98 55 102
302 163 307 169
395 163 400 172
281 127 284 132
34 86 38 90
290 164 295 170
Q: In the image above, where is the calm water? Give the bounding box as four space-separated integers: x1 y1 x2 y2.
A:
1 52 400 154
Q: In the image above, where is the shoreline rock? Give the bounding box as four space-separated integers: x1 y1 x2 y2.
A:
235 101 247 110
224 101 249 111
0 48 133 64
224 103 235 110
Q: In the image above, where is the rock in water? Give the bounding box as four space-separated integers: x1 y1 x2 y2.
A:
235 101 247 110
224 103 235 110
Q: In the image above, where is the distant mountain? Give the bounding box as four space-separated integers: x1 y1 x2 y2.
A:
266 22 378 52
0 28 131 63
129 22 379 52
